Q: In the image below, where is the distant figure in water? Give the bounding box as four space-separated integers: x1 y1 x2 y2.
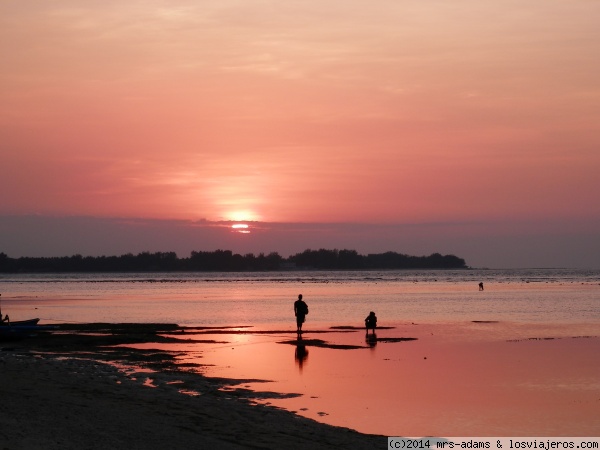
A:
479 282 484 291
365 311 377 334
294 294 309 333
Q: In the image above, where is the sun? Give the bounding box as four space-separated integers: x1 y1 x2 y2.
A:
223 210 258 233
231 223 251 234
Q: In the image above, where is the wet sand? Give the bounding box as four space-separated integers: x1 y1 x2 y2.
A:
186 321 600 436
0 324 386 450
2 321 599 447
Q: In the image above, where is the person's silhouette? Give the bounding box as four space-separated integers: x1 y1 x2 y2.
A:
294 294 309 333
0 294 8 324
479 282 484 291
365 311 377 334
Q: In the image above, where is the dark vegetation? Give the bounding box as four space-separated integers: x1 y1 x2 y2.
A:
0 249 467 273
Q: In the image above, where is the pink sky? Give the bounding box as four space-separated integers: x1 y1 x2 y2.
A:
1 1 599 267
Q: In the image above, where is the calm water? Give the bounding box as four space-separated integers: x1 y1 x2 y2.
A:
2 269 599 326
2 269 600 436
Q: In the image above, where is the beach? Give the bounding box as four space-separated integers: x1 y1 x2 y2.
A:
2 321 599 449
0 325 386 450
1 269 599 443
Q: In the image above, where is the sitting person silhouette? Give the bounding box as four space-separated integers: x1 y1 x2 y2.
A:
365 311 377 334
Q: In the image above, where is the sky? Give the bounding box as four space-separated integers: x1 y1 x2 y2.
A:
1 1 599 268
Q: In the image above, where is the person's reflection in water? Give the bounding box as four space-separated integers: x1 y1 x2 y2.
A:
294 334 309 372
366 332 378 349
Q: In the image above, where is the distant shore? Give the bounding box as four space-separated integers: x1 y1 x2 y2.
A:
0 324 386 450
0 249 467 272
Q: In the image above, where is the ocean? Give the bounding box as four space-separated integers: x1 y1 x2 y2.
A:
2 268 600 436
2 268 599 327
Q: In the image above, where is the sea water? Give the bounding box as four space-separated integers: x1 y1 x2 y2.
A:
2 269 600 436
1 268 599 326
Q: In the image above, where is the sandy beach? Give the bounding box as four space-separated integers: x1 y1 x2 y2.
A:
0 325 386 450
2 319 599 448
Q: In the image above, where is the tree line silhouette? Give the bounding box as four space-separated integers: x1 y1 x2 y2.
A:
0 249 467 273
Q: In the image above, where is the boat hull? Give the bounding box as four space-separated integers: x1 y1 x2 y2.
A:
0 318 56 340
1 318 41 327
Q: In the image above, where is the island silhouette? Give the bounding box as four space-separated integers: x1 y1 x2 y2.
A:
0 249 467 272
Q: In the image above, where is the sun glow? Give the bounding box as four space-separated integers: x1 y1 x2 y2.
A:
226 210 259 222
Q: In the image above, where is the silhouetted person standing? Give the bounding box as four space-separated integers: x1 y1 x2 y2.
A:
294 294 308 333
365 311 377 334
0 294 8 324
479 282 484 291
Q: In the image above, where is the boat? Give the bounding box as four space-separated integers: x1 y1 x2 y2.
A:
2 318 40 327
0 318 56 340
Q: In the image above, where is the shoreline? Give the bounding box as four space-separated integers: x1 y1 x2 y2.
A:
3 321 600 442
0 324 387 449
